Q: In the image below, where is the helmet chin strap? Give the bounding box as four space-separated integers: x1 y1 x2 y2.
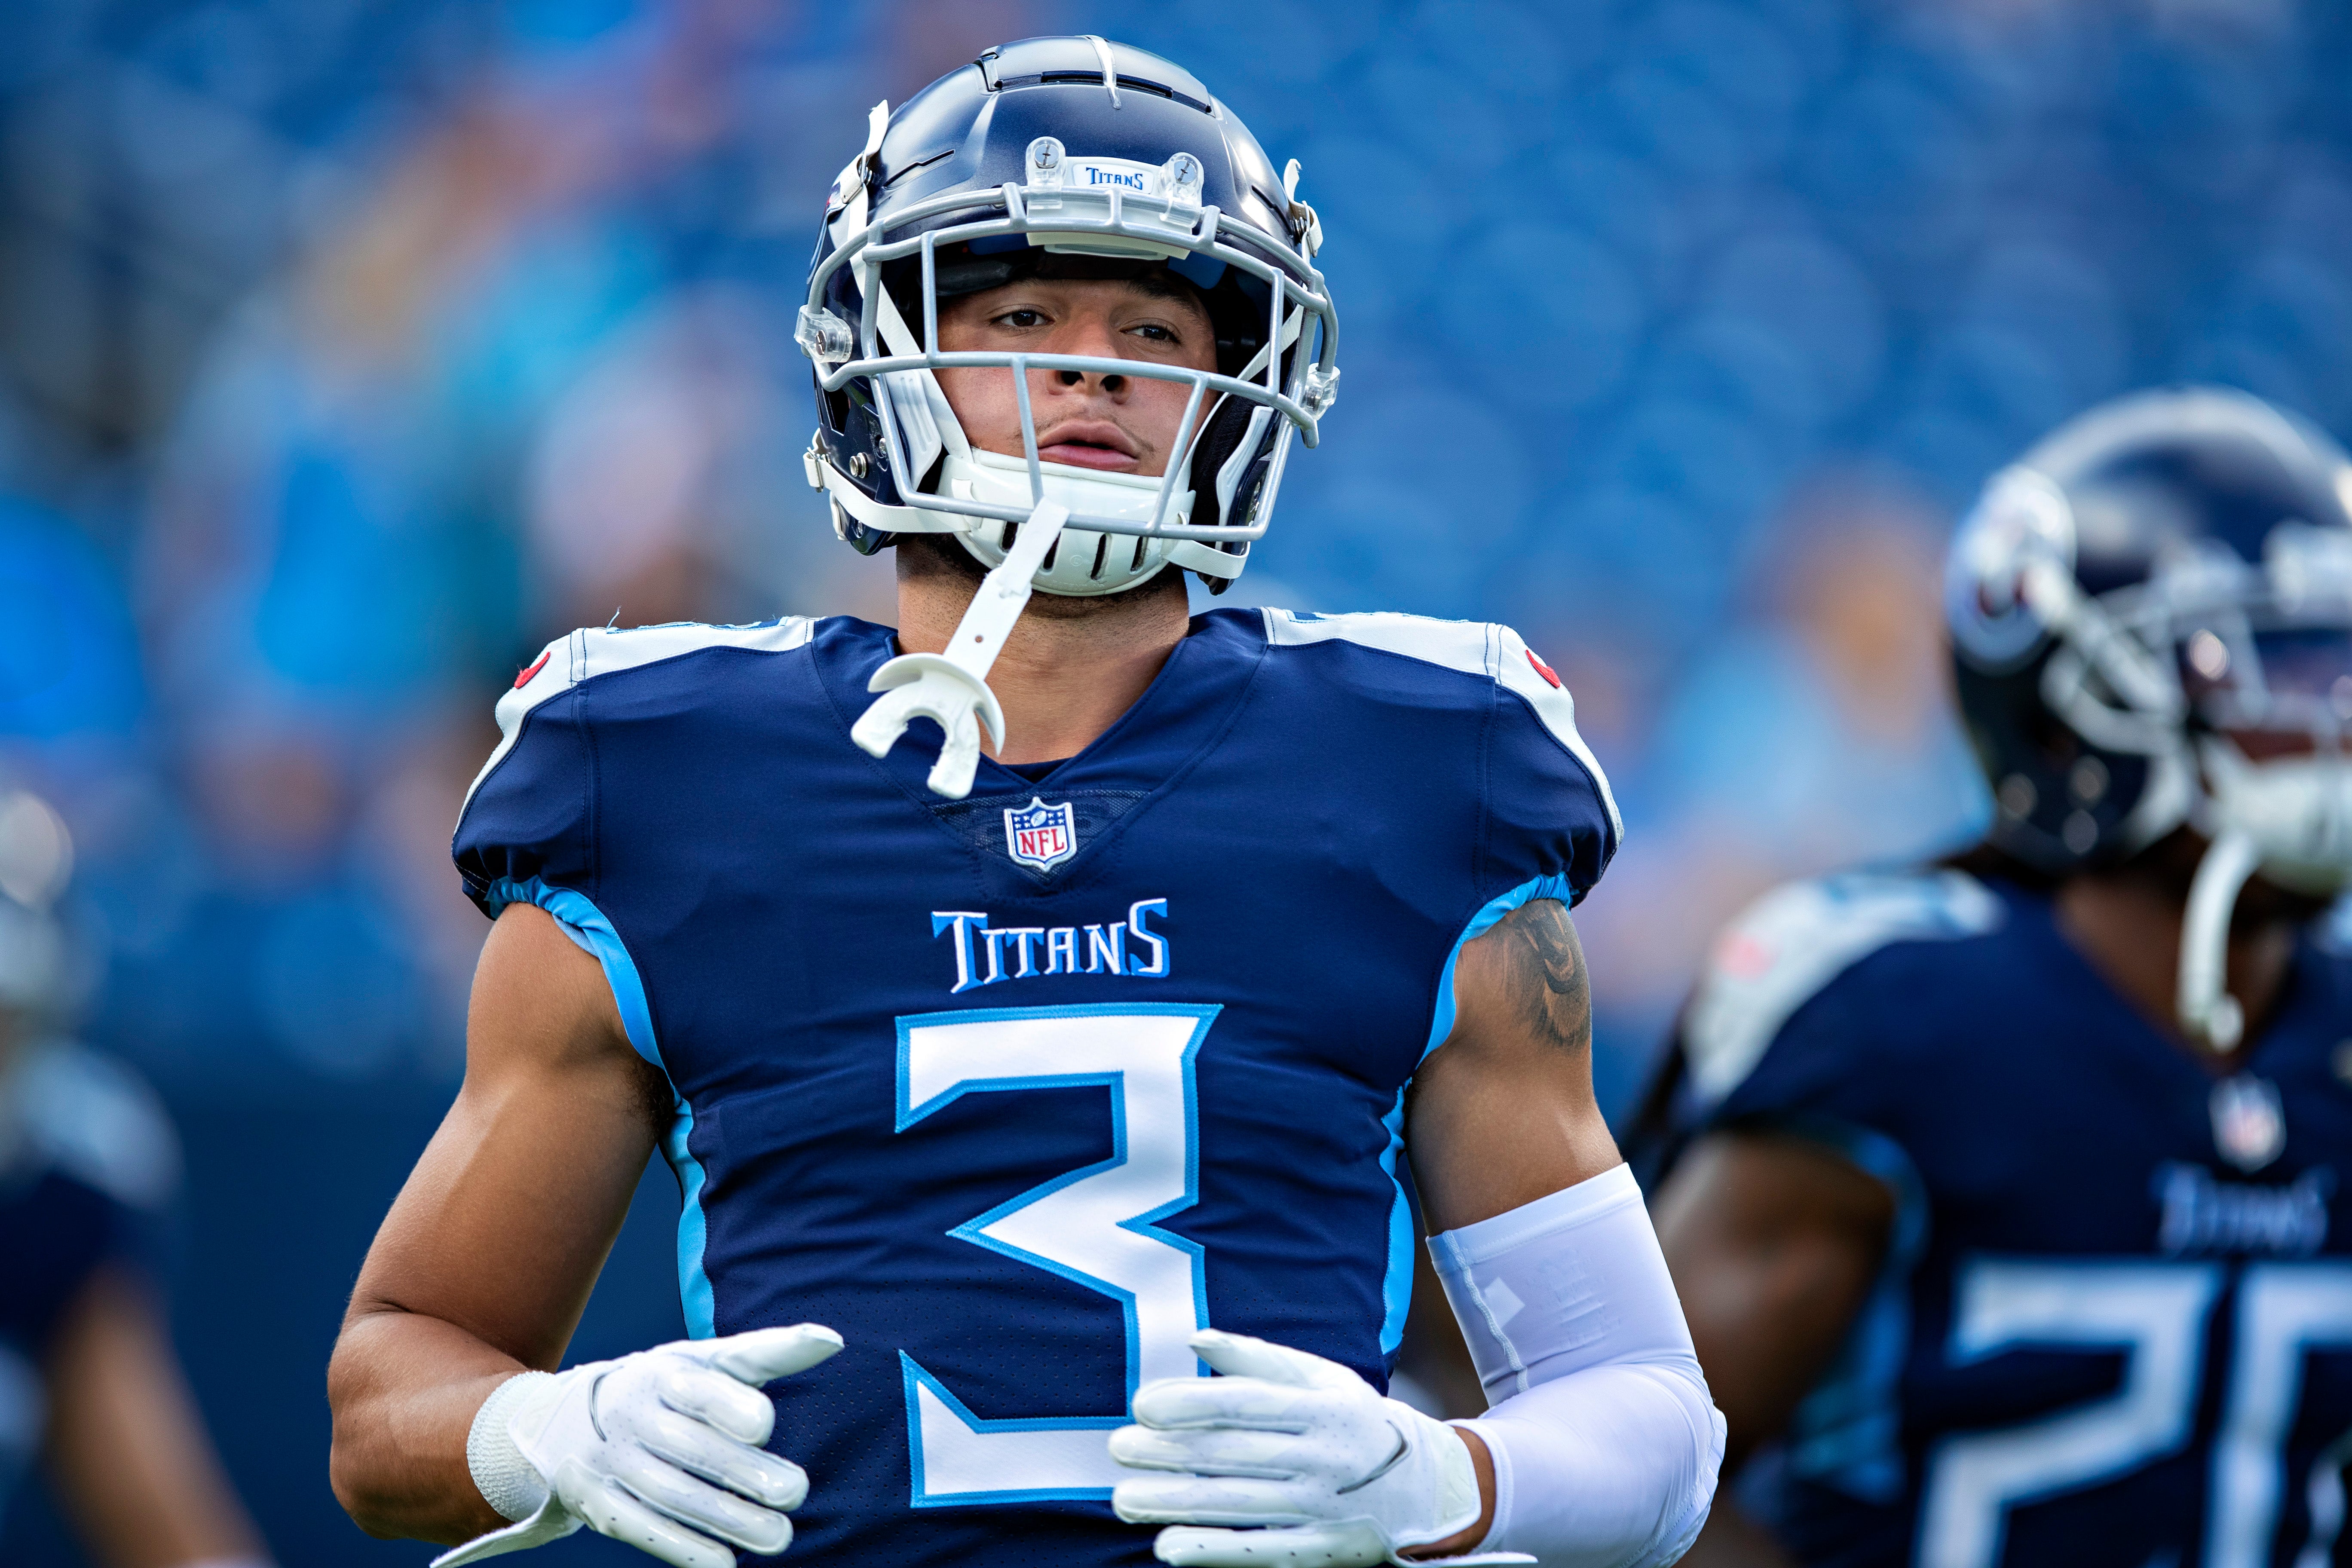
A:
2177 827 2260 1050
2177 739 2352 1049
849 500 1072 800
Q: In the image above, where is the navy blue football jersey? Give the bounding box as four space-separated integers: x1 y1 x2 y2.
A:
1648 869 2352 1568
451 607 1617 1565
0 1043 179 1531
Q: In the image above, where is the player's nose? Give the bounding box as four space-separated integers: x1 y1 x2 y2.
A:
1050 365 1127 396
1040 313 1130 396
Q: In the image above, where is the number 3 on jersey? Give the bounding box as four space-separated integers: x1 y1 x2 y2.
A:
893 1003 1221 1506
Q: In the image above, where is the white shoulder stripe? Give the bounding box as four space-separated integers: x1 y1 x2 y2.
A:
460 617 818 816
1491 622 1621 843
1683 871 2005 1109
17 1042 180 1209
1261 609 1620 839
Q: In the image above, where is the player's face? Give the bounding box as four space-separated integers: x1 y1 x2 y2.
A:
933 276 1217 478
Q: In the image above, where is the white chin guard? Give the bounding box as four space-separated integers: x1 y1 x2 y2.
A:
2179 740 2352 1049
851 501 1072 800
942 446 1199 597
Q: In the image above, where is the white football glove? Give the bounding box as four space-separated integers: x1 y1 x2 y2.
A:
432 1323 843 1568
1109 1329 1534 1568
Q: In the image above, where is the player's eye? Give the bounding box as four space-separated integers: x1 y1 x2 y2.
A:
1127 322 1179 345
992 308 1049 330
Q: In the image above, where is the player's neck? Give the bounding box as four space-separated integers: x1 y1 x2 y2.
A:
892 553 1191 767
2053 863 2299 1067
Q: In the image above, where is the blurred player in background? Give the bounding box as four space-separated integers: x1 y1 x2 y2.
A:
1635 387 2352 1567
326 34 1722 1568
0 791 271 1568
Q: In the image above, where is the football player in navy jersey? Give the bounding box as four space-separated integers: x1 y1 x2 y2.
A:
326 36 1721 1568
0 851 272 1568
1635 387 2352 1568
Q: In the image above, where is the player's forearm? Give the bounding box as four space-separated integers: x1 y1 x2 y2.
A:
1433 1165 1726 1567
46 1271 273 1568
1460 1360 1721 1566
327 1306 525 1544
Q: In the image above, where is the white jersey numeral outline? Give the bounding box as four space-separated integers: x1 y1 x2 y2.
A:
893 1002 1221 1506
1917 1256 2352 1568
2207 1262 2352 1568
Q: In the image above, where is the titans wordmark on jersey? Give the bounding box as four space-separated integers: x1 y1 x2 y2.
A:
452 607 1617 1566
1645 870 2352 1568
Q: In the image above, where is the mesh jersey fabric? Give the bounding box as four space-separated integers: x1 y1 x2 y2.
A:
451 607 1616 1567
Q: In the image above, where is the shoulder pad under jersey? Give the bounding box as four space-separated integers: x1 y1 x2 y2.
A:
463 618 818 813
1261 609 1620 842
1683 870 2005 1110
6 1041 180 1209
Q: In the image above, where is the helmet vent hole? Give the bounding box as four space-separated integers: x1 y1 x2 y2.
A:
2062 811 2099 856
1131 536 1147 571
1040 535 1060 573
1090 533 1110 580
1997 774 2038 819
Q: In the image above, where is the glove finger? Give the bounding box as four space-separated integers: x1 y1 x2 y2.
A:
701 1324 844 1386
656 1362 780 1447
610 1449 794 1556
639 1409 811 1510
1154 1522 1390 1568
1112 1473 1314 1527
1133 1376 1321 1432
1189 1331 1358 1392
1110 1424 1304 1479
566 1473 736 1568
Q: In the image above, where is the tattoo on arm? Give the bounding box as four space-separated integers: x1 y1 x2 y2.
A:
1498 899 1591 1054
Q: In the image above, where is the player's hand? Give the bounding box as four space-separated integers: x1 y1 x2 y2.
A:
433 1323 843 1568
1109 1329 1532 1568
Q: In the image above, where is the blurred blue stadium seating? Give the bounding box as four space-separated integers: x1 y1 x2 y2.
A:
1 0 2349 1559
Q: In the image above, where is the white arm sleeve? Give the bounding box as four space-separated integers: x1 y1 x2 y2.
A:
1430 1164 1724 1568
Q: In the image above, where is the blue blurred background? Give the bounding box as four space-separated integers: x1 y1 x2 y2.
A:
1 0 2345 1559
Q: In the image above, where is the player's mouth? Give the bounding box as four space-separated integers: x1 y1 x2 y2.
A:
1038 421 1143 472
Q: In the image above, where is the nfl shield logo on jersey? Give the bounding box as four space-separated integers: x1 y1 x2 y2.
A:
2210 1074 2286 1172
1003 797 1077 873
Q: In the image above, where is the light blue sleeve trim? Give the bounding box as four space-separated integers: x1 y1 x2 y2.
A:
1383 873 1576 1364
1776 1118 1929 1503
1377 1087 1413 1360
1421 873 1579 1064
484 876 717 1339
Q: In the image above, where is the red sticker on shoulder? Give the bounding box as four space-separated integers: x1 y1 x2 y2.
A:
1715 932 1776 980
1525 648 1562 689
514 650 552 689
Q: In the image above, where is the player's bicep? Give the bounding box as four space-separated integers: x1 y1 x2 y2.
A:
1408 899 1620 1232
1651 1130 1893 1464
346 902 664 1368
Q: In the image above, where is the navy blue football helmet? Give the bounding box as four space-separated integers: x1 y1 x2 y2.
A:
1947 386 2352 1044
796 36 1338 597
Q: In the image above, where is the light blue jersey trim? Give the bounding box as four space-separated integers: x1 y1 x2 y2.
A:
484 876 717 1339
1384 874 1578 1362
1377 1087 1412 1360
1781 1120 1929 1502
898 1354 1124 1507
894 1001 1219 1504
1423 873 1579 1064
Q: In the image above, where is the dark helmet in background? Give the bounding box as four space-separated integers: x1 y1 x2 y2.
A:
796 35 1339 597
1946 386 2352 1045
